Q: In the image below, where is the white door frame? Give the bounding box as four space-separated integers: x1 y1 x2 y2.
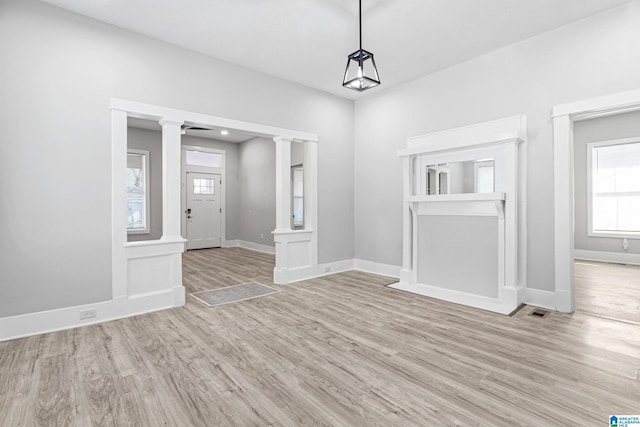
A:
181 145 226 247
552 88 640 313
111 98 319 320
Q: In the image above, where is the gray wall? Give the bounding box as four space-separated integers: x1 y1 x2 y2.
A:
0 0 354 318
291 141 304 166
127 127 163 242
238 138 276 247
354 1 640 292
573 110 640 255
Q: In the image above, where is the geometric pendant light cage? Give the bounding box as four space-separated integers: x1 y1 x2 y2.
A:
343 0 380 91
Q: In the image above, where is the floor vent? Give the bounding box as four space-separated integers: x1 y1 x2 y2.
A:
529 309 550 318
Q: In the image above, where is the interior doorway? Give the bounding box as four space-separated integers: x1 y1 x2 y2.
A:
571 111 640 321
111 97 320 328
552 88 640 313
186 172 222 249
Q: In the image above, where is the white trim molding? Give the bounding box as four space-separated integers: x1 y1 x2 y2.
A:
552 88 640 313
353 259 401 278
524 288 556 311
586 137 640 240
225 239 276 254
0 289 183 342
574 249 640 266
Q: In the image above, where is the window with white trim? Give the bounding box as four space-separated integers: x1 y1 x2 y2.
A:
588 138 640 238
127 150 150 233
474 159 495 193
291 165 304 228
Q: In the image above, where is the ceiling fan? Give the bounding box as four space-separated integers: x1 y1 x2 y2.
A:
181 124 213 131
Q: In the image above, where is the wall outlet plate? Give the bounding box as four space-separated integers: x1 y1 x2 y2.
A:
79 308 97 320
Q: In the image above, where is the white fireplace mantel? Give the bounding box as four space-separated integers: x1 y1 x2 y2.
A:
393 116 526 315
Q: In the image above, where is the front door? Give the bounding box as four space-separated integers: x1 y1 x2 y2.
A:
186 172 221 250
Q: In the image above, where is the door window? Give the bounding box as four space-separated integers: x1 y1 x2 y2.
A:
193 178 215 195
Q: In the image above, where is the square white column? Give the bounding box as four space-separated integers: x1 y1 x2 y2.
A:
273 136 292 232
159 118 184 240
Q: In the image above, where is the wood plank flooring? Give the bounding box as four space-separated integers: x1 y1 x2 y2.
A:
1 248 639 426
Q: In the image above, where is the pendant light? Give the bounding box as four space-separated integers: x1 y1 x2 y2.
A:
343 0 380 91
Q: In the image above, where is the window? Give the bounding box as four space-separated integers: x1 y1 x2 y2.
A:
185 150 222 168
127 150 149 233
193 178 215 195
588 139 640 237
291 165 304 228
474 159 494 193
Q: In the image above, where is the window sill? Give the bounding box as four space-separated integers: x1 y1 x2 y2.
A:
588 231 640 240
127 229 149 235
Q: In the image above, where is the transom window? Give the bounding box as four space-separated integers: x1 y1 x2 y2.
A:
588 138 640 237
186 150 222 168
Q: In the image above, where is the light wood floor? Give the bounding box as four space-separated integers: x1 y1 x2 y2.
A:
1 249 639 426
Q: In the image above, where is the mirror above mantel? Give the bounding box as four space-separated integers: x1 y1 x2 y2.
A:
421 158 495 196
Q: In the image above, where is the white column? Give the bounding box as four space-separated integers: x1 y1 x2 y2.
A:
553 114 575 313
111 109 128 311
503 141 519 291
273 136 292 232
304 141 318 266
159 118 185 240
400 157 413 283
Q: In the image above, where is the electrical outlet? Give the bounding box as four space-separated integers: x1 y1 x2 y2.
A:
623 238 630 251
260 233 264 239
79 308 97 320
325 266 331 273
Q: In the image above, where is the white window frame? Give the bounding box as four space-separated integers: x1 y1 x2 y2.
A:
587 136 640 239
126 149 150 234
291 164 304 229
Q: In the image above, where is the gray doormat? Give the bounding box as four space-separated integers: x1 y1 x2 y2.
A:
191 282 280 307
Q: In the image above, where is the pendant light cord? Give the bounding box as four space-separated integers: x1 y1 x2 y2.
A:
359 0 362 50
358 0 362 50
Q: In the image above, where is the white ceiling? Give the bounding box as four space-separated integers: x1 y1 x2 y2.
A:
128 117 255 143
41 0 632 99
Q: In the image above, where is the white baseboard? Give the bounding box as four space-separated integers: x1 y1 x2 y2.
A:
225 239 275 254
353 259 401 278
555 289 573 313
524 288 556 311
0 286 185 342
314 259 355 277
574 249 640 266
389 281 517 315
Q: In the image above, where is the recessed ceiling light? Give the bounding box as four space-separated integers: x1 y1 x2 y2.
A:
220 130 229 136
